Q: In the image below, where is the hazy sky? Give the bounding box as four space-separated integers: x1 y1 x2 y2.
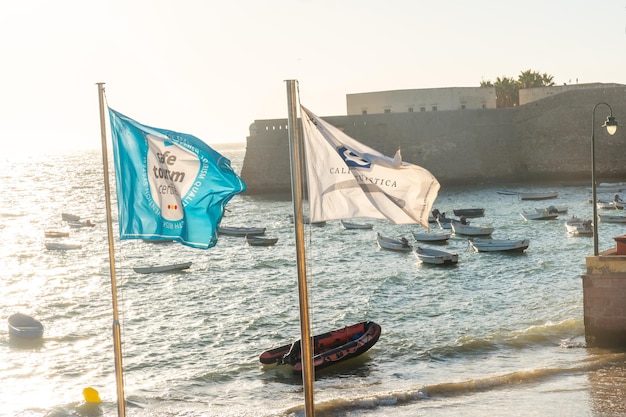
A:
1 0 625 151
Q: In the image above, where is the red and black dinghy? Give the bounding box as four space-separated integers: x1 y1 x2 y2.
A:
259 321 381 374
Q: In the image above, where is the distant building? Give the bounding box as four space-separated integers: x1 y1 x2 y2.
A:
346 86 496 115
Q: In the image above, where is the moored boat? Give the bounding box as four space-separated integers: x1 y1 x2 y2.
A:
450 222 494 237
598 214 626 224
520 210 559 221
412 231 451 243
44 230 70 238
8 313 44 339
452 208 485 217
340 220 374 230
45 242 82 250
133 262 192 274
519 191 558 200
259 321 381 374
565 217 593 235
245 235 278 246
413 246 458 265
67 220 96 228
218 226 266 237
376 233 412 252
61 212 81 222
469 238 530 252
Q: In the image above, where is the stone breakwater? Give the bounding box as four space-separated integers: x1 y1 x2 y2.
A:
241 86 626 194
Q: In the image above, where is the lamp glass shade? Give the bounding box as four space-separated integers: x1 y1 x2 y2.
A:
604 116 618 136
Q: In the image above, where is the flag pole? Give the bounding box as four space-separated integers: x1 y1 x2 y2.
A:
96 82 127 417
286 80 316 416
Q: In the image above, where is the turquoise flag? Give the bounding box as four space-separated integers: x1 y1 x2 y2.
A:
108 108 246 249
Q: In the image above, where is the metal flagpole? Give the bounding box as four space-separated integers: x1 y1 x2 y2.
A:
286 80 316 416
96 82 127 417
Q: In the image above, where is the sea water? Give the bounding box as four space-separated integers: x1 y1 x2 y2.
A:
2 145 626 417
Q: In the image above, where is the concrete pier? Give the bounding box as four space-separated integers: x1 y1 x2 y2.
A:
583 236 626 348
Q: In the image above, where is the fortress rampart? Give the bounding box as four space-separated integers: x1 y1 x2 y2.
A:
241 86 626 194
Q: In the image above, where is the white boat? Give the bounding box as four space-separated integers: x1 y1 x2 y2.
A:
340 220 374 230
564 216 593 235
596 200 624 210
45 242 82 250
598 214 626 224
450 222 494 237
8 313 44 339
376 233 412 252
588 182 626 193
218 226 266 236
246 235 278 246
519 191 558 200
520 210 559 221
535 205 568 214
413 246 458 265
469 238 530 252
133 262 192 274
412 231 451 242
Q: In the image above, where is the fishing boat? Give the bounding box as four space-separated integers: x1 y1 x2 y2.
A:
45 241 82 250
413 246 458 265
340 220 374 230
376 232 412 252
133 262 192 274
245 235 278 246
469 238 530 252
450 222 494 237
217 226 266 237
259 321 381 374
412 231 451 242
452 208 485 217
8 313 44 339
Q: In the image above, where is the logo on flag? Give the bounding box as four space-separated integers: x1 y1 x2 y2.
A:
108 108 246 249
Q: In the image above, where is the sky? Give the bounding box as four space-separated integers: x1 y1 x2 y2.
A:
1 0 625 152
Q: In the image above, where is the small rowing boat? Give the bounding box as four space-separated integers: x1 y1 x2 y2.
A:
259 321 381 374
8 313 44 339
133 262 192 274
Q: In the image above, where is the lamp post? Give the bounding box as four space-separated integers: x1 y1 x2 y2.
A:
591 102 619 256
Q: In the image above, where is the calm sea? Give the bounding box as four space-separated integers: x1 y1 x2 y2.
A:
2 145 626 417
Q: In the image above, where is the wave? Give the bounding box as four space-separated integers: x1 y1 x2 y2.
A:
278 351 626 417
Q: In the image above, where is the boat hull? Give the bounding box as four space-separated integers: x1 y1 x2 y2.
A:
260 321 381 374
218 226 266 237
413 247 458 264
8 313 44 339
469 238 530 252
133 262 192 274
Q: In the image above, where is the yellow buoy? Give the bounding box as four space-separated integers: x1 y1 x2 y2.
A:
82 387 101 403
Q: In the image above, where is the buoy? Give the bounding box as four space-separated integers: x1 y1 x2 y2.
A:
83 387 101 403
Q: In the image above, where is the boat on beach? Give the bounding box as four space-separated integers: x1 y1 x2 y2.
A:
8 313 44 339
259 321 381 374
133 262 192 274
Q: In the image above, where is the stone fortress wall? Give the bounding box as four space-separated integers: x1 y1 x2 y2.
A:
241 85 626 194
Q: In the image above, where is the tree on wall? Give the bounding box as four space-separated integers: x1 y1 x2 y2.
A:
481 69 555 108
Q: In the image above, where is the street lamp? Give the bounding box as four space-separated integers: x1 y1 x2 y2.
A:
591 102 619 256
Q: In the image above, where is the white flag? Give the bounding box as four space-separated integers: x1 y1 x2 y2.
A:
301 105 440 229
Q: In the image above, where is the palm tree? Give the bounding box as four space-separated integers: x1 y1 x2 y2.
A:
482 69 555 108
